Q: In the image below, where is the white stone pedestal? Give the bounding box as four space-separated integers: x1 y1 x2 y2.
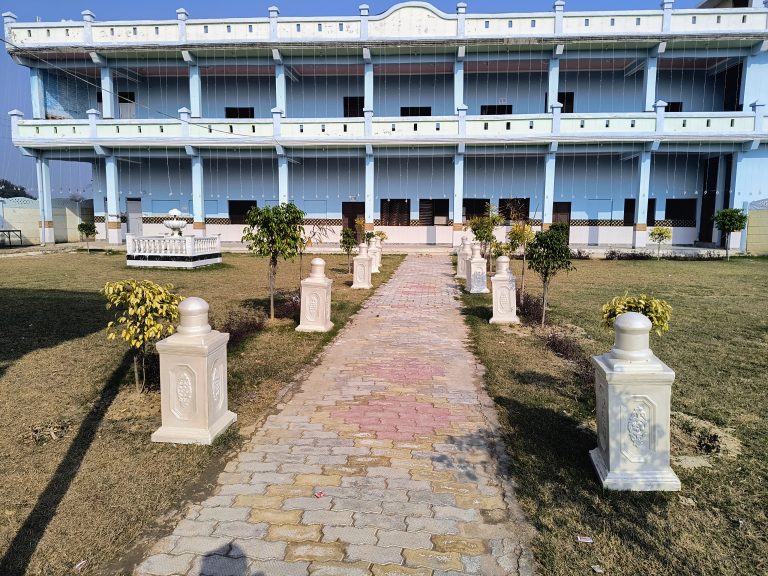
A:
590 312 681 491
296 258 334 333
368 237 381 273
456 236 471 279
352 242 373 289
152 297 236 445
490 256 519 324
466 242 489 294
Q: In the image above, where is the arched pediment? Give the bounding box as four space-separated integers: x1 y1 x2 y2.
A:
368 2 458 38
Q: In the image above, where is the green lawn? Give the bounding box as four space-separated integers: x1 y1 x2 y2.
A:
462 257 767 576
0 250 403 575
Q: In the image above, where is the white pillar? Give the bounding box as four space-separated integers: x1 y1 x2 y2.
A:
633 151 652 248
189 63 202 118
543 152 556 228
548 58 560 113
590 312 680 491
490 256 519 324
100 66 116 119
30 67 45 119
456 236 472 279
105 155 123 244
364 61 374 111
152 297 236 445
36 156 54 244
278 153 289 204
453 152 465 231
368 237 380 274
296 258 334 333
643 57 658 112
275 63 287 116
352 243 373 289
365 153 375 225
191 154 205 236
453 58 464 114
466 242 489 294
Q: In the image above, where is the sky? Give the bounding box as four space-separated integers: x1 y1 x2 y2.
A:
0 0 703 198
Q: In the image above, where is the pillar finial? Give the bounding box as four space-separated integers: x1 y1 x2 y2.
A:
176 7 189 21
457 2 467 14
81 10 95 22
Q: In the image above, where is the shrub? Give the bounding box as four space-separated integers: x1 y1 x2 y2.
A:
570 248 591 260
601 293 672 336
517 289 543 323
77 222 97 254
507 223 535 301
103 279 183 392
340 227 357 273
465 203 503 262
604 249 653 261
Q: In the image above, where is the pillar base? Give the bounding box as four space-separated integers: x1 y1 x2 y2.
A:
193 221 206 237
542 223 551 231
39 222 55 244
590 448 680 491
632 224 648 248
364 222 374 231
107 221 123 245
452 223 464 232
152 410 237 445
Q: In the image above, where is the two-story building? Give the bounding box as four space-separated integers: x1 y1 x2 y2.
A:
4 0 768 247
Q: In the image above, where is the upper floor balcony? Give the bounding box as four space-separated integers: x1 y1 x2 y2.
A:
3 2 768 54
9 105 765 150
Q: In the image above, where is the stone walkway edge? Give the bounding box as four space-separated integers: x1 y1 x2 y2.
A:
136 254 534 576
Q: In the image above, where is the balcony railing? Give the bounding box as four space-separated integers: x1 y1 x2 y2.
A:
4 4 768 51
10 109 763 149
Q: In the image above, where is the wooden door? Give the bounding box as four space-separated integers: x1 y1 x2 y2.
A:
342 202 365 237
552 202 571 241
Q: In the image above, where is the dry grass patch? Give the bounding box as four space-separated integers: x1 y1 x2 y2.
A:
462 257 768 576
0 251 403 575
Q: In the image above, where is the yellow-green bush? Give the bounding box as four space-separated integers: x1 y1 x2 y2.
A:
601 293 672 336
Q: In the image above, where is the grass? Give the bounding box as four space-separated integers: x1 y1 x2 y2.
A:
462 257 767 576
0 250 403 575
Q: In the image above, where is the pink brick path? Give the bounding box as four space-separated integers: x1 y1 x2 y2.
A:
136 254 534 576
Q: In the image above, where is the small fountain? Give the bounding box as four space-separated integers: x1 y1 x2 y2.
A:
163 208 188 237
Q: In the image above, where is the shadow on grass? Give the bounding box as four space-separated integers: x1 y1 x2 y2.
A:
0 352 132 574
0 288 110 379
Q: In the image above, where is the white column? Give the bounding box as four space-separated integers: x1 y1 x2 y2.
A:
30 68 45 119
633 151 652 248
543 152 556 228
548 58 560 113
189 63 202 118
278 153 289 204
453 58 464 113
100 66 116 119
191 155 205 236
275 63 287 116
364 61 374 111
105 155 123 244
36 156 54 244
453 152 465 231
365 153 375 225
643 57 658 112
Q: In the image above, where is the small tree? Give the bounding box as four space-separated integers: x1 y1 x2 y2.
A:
242 203 306 320
507 222 535 303
648 226 672 260
299 222 331 283
77 221 97 254
713 208 748 261
354 216 366 243
340 227 357 273
526 228 574 326
464 203 503 268
103 280 183 392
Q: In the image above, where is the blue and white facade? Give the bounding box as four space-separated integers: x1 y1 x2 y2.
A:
4 0 768 247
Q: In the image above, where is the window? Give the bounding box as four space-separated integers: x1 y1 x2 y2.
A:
666 101 683 113
665 199 697 224
343 96 364 118
647 198 656 226
463 199 490 221
380 199 411 226
400 107 431 117
228 200 257 225
419 199 449 226
499 198 530 222
623 198 636 226
558 92 575 113
480 104 513 116
225 107 255 119
733 0 749 7
118 91 135 104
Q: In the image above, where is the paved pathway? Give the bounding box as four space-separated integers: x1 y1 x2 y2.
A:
136 254 534 576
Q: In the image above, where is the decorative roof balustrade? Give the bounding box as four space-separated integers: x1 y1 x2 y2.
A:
3 2 768 52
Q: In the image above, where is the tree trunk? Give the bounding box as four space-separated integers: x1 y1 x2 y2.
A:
657 242 661 260
133 353 141 394
541 280 548 327
269 260 276 320
299 251 303 285
519 252 527 305
348 254 351 274
726 233 731 261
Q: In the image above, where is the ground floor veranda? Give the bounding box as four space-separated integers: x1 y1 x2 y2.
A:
31 145 767 248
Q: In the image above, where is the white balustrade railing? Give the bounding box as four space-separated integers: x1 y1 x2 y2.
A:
126 234 221 257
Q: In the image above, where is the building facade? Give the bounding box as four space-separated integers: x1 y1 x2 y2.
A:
4 0 768 247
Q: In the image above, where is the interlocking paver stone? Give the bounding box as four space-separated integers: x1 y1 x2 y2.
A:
134 255 532 576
